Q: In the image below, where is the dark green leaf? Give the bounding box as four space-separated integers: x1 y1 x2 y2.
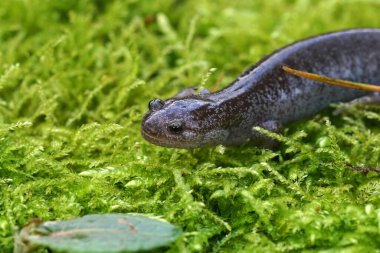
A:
16 214 182 253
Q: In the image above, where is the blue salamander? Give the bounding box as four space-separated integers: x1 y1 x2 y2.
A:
141 29 380 148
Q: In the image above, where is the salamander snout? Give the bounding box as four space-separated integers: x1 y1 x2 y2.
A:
141 99 197 148
141 98 228 148
141 112 196 148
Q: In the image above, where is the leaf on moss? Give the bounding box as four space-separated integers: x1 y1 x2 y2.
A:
15 214 182 253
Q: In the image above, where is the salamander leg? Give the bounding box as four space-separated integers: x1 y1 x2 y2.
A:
334 92 380 115
261 120 283 133
250 120 283 149
350 92 380 104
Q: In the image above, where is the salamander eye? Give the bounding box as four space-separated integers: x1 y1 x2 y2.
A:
167 121 184 134
148 99 164 111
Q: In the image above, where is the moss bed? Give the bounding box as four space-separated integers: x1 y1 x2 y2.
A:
1 0 380 252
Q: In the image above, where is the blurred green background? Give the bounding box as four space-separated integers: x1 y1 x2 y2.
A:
1 0 380 252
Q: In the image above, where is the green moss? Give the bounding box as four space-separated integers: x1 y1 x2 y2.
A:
1 0 380 252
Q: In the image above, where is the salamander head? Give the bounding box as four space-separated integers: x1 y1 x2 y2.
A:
141 97 229 148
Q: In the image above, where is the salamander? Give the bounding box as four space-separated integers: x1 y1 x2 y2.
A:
141 29 380 148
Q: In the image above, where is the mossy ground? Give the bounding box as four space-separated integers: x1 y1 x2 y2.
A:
1 0 380 252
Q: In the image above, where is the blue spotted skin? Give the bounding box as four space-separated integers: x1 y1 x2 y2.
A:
142 29 380 148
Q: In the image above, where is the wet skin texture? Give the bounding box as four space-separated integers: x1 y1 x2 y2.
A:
142 29 380 148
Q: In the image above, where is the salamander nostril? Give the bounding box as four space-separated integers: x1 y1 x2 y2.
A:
148 99 164 111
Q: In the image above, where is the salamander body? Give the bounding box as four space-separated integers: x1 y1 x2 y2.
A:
142 29 380 148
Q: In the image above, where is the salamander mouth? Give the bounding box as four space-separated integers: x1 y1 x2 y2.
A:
141 128 180 148
141 128 166 145
141 128 200 148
